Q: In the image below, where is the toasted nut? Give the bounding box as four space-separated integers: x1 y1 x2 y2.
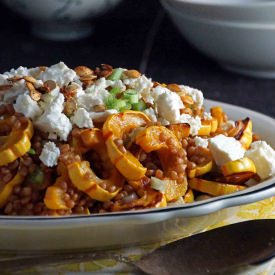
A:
124 70 141 78
153 81 161 88
44 80 57 92
39 66 47 72
93 105 106 112
80 75 97 81
63 83 80 98
26 82 41 101
30 90 41 101
64 99 77 117
0 84 13 91
7 76 23 82
74 66 94 77
95 64 113 78
23 76 37 84
180 94 194 105
167 83 181 93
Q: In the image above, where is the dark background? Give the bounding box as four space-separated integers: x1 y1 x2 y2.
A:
0 0 274 117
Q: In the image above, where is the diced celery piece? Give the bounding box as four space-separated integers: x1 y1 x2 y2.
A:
28 148 36 155
107 68 123 81
123 89 138 104
132 101 147 111
110 87 121 95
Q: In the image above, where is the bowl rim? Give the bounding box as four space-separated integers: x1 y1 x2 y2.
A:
162 0 275 28
165 0 275 8
0 98 274 226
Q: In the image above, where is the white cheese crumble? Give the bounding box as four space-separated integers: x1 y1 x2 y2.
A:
2 79 26 103
245 141 275 180
208 134 245 166
156 88 184 123
194 136 208 148
35 93 72 141
178 114 202 136
13 94 42 119
71 108 93 128
76 89 109 111
143 108 157 122
89 109 118 123
123 75 153 93
221 120 235 132
203 112 212 120
180 85 204 108
39 62 77 87
39 142 60 167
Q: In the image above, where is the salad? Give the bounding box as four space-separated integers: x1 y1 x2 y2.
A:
0 62 274 216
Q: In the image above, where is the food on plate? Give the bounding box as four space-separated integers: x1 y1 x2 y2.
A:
0 62 274 216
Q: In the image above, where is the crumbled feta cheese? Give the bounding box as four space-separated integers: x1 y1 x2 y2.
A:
123 75 153 93
35 92 72 141
76 89 109 111
71 108 93 128
4 66 32 78
143 108 157 122
180 85 204 108
245 141 275 180
3 79 26 103
39 142 60 167
86 78 108 94
156 89 184 123
123 75 154 104
209 134 245 166
13 94 42 119
203 112 212 120
35 111 72 141
39 62 77 87
194 136 208 148
151 85 168 101
221 120 235 132
107 79 126 92
90 109 118 123
178 114 202 136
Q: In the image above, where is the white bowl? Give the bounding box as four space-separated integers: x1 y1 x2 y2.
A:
2 0 122 41
0 99 274 252
161 0 275 78
166 0 275 23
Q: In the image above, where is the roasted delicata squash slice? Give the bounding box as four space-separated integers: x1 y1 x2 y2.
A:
68 161 124 202
135 126 185 174
111 187 167 212
0 173 25 208
167 123 190 140
44 177 70 210
221 157 256 176
0 119 33 166
187 160 213 178
184 188 194 203
189 178 246 197
232 118 252 150
210 106 226 127
102 111 150 180
198 120 212 136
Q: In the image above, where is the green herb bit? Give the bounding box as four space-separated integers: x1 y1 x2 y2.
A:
107 68 123 81
110 87 121 95
132 101 147 111
28 167 44 185
28 148 36 155
119 102 132 112
123 89 139 104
